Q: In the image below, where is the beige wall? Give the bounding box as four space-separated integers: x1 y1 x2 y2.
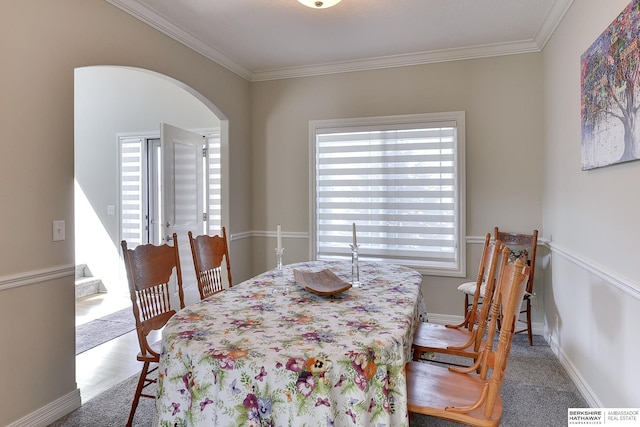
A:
250 54 545 318
542 0 640 407
3 0 639 424
0 0 252 425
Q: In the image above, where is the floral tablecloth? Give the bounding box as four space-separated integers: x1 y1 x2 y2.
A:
154 261 424 427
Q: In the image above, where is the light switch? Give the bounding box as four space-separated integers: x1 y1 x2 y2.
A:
53 220 65 241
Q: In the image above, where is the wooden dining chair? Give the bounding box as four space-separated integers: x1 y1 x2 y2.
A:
406 252 530 427
412 234 503 362
457 227 538 346
188 227 232 300
121 234 185 427
494 226 538 346
456 233 495 329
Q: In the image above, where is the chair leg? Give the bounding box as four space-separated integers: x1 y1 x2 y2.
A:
463 294 470 326
526 298 533 346
127 361 150 427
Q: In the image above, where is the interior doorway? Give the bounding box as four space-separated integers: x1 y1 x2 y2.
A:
118 125 222 290
74 66 227 308
74 65 228 401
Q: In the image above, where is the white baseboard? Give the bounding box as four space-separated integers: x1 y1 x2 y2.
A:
545 332 601 408
7 388 81 427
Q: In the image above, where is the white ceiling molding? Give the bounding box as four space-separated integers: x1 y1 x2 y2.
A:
105 0 253 80
251 39 542 82
105 0 574 83
533 0 575 49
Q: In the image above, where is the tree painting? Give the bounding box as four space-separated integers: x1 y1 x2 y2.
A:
581 0 640 170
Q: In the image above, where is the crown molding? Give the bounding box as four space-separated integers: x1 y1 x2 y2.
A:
534 0 575 49
251 40 541 82
106 0 574 83
104 0 253 81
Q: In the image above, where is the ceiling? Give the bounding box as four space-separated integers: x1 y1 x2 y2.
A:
106 0 574 82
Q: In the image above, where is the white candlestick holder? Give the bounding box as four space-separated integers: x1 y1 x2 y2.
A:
274 247 287 293
350 243 360 287
275 247 284 275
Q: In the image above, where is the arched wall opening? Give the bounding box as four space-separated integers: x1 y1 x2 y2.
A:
74 65 229 303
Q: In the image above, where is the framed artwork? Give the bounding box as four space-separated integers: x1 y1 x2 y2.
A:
581 0 640 170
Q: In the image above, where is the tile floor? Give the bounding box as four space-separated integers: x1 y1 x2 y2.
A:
75 293 160 403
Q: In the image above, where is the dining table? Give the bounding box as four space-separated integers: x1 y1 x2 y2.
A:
154 260 425 426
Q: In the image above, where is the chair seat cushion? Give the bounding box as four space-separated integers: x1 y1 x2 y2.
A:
457 281 489 297
457 281 477 295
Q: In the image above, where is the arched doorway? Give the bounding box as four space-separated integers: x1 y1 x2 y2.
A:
73 65 228 401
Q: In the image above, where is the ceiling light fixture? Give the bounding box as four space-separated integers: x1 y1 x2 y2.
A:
297 0 342 9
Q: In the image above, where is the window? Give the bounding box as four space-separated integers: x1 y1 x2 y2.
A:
310 112 466 277
206 130 223 236
118 132 221 248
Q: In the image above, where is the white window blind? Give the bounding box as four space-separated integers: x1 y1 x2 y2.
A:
311 112 465 276
207 133 222 235
120 137 145 248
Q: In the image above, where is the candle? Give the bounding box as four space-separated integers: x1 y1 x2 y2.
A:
352 222 357 246
277 224 282 251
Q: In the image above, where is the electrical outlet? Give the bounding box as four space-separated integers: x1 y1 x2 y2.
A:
53 220 65 241
107 205 115 215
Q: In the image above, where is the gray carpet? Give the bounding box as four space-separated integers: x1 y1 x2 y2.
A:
76 307 135 355
48 372 154 427
52 334 586 426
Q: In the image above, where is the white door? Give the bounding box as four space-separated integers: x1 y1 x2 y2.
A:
161 123 206 296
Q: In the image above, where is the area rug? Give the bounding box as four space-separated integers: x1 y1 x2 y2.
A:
76 307 135 355
53 334 587 427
